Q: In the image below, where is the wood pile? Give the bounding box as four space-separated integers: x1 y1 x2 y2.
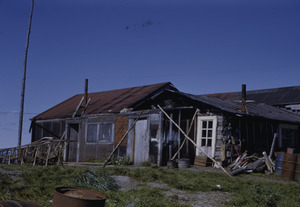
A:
229 151 274 176
0 137 66 166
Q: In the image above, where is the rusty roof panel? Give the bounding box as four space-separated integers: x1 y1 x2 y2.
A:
33 82 176 120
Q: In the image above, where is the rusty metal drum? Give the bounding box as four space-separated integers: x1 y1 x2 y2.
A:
52 187 106 207
281 153 297 181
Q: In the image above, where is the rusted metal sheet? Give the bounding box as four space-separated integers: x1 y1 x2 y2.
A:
52 187 106 207
114 116 128 147
33 82 176 120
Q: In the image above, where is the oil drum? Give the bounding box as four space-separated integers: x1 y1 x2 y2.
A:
52 187 106 207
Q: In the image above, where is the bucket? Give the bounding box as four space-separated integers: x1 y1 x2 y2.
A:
281 153 297 180
287 148 295 154
0 201 41 207
167 160 177 168
177 158 190 169
52 187 106 207
295 154 300 182
275 152 284 175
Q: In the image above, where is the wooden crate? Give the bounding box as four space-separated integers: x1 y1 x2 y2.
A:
194 156 213 167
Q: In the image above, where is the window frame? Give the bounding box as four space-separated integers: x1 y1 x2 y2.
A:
86 122 114 144
278 124 298 148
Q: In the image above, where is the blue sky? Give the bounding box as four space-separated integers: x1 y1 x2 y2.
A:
0 0 300 148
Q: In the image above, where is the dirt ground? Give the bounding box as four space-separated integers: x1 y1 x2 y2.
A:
112 174 232 207
111 165 233 207
111 164 299 207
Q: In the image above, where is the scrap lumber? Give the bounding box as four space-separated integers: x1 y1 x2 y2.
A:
157 105 232 178
72 96 84 118
263 151 273 173
103 110 144 167
229 151 276 176
269 133 277 159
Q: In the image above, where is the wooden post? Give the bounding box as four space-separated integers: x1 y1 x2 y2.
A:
45 144 51 166
18 0 34 148
171 109 198 160
177 110 181 158
158 105 231 177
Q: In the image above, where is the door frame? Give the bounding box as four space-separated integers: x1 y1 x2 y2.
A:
66 123 80 162
133 119 149 165
196 116 217 157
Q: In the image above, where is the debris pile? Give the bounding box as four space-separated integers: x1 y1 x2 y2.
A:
229 151 275 176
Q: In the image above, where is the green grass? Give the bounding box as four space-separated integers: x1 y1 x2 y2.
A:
0 164 299 207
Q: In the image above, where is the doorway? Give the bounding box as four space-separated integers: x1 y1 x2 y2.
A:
196 116 217 157
134 119 149 165
67 124 79 162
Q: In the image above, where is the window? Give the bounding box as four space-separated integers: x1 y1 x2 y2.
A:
279 124 298 149
99 123 113 142
87 123 113 143
200 120 214 147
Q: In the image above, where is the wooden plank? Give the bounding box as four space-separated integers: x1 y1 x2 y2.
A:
72 96 84 118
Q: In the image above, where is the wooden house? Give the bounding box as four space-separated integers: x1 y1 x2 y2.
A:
30 82 300 166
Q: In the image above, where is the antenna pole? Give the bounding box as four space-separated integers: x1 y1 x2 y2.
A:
18 0 34 148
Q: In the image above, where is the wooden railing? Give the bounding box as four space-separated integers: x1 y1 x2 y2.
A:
0 137 66 166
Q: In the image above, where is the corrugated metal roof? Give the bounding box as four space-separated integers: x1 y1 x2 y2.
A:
172 90 300 123
204 86 300 106
33 82 176 120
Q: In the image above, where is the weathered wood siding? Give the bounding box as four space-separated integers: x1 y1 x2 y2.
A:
80 116 115 162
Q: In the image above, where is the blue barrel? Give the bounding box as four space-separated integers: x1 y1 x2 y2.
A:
275 152 284 175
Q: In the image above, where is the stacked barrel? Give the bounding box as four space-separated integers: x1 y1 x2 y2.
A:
276 148 300 181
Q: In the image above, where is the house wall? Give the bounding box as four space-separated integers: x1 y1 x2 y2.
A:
79 115 115 161
126 112 162 165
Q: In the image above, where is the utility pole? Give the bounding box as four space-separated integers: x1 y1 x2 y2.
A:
18 0 34 148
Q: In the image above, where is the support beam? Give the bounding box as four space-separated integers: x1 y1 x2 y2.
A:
158 105 231 177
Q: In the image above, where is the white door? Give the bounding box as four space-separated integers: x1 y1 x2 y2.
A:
196 116 217 157
134 119 149 165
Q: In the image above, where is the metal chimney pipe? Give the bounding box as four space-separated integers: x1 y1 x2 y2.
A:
85 79 88 105
241 84 246 112
242 84 246 102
